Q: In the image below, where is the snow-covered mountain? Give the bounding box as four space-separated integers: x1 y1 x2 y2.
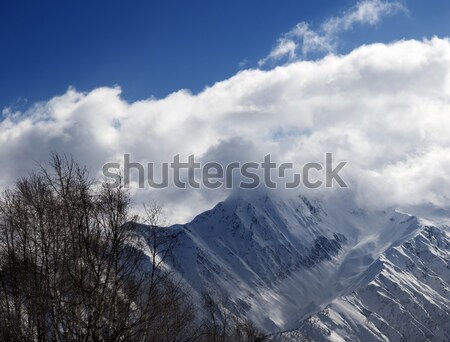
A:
157 190 450 340
271 224 450 342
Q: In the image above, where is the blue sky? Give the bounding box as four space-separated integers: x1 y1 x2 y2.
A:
1 0 450 108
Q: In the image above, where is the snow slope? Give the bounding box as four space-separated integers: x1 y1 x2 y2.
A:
272 224 450 342
163 190 437 335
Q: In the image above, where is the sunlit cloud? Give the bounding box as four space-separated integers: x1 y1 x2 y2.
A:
1 38 450 222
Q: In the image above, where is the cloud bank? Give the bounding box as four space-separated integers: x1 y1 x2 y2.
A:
2 37 450 222
259 0 406 66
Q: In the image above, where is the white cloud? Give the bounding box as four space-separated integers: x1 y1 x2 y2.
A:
322 0 405 33
259 0 406 66
258 38 298 67
2 38 450 222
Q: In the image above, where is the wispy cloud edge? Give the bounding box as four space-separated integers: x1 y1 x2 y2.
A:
259 0 407 66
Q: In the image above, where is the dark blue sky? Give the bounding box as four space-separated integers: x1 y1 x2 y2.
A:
1 0 450 108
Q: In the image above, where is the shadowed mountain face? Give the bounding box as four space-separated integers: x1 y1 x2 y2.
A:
172 194 347 291
143 190 444 337
271 225 450 342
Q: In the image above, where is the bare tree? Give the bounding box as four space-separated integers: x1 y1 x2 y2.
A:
200 293 266 342
0 153 199 342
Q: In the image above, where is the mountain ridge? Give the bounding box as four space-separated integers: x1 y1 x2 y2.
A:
147 190 446 339
270 223 450 341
